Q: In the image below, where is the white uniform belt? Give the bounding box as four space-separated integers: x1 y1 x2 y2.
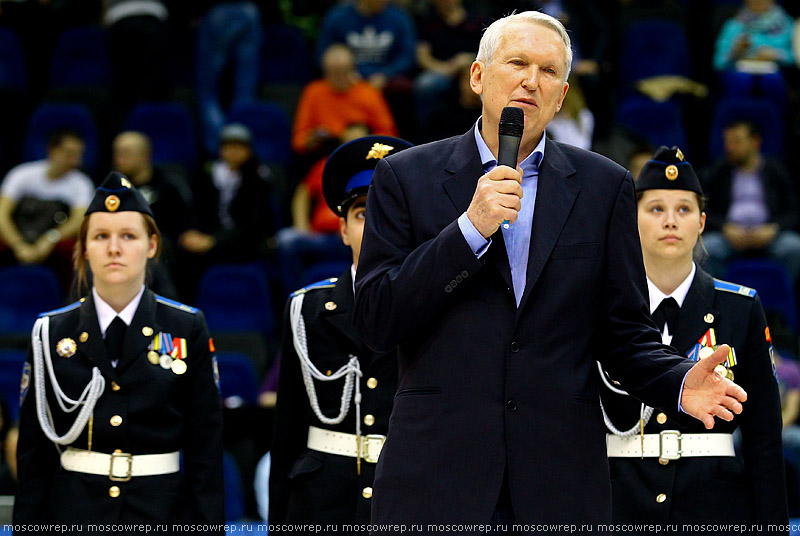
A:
307 425 385 463
607 431 735 460
60 447 180 481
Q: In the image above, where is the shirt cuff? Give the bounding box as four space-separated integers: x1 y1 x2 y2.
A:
678 370 689 413
458 212 491 258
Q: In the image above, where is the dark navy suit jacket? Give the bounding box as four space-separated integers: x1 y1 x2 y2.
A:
354 129 696 527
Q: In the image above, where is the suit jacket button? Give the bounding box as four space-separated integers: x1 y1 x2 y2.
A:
455 275 463 283
461 270 469 278
444 285 453 293
506 400 517 411
510 342 520 353
450 279 457 287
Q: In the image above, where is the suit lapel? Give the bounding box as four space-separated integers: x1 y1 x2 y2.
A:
517 140 579 314
441 129 513 291
116 289 160 375
671 268 719 355
75 295 118 382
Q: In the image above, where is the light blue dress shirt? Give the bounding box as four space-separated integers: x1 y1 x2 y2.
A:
458 121 546 306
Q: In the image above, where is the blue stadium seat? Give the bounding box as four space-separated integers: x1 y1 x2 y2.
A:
223 451 246 522
260 24 312 85
299 260 351 289
0 28 27 91
619 19 691 83
708 97 783 159
0 265 62 337
23 102 99 172
195 263 275 335
616 95 688 150
216 352 260 407
49 25 112 88
0 349 27 421
725 258 798 330
125 102 198 171
227 101 291 167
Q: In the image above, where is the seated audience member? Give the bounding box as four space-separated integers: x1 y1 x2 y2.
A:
112 131 191 249
292 44 397 166
701 119 800 282
0 129 93 289
413 0 485 134
422 64 481 143
177 123 281 301
315 0 416 137
547 77 594 150
714 0 794 72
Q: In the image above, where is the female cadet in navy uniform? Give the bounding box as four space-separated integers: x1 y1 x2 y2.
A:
14 172 224 531
601 147 787 532
269 136 412 527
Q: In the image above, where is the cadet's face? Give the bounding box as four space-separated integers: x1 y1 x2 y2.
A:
470 21 569 148
637 189 705 264
339 197 367 268
85 212 157 291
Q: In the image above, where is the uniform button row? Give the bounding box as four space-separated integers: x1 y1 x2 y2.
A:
510 341 520 353
110 415 122 427
506 400 517 411
366 377 378 389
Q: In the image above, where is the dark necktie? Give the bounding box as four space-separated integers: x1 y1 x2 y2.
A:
104 317 127 361
651 297 680 334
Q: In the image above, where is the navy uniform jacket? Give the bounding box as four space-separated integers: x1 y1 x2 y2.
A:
14 289 224 530
270 269 397 525
354 131 695 526
602 268 787 530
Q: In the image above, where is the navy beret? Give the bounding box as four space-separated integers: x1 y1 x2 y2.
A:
634 146 703 196
86 171 154 217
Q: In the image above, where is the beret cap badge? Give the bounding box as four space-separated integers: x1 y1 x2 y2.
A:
104 195 121 212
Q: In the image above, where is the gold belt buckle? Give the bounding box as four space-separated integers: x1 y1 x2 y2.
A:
109 451 133 481
362 434 386 463
659 430 682 462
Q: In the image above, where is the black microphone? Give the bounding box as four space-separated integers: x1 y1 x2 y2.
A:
498 106 523 229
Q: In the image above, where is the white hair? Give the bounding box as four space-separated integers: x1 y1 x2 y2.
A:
476 11 573 80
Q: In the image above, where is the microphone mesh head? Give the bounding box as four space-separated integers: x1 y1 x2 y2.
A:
499 106 524 137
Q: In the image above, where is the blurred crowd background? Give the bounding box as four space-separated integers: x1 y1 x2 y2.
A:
0 0 800 525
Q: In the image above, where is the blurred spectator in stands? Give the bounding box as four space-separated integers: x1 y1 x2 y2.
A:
0 129 93 289
714 0 794 72
774 350 800 514
195 1 263 155
275 125 368 294
112 131 191 249
547 76 594 150
702 119 800 282
626 141 655 181
292 44 397 168
103 0 170 126
413 0 485 135
316 0 416 138
177 123 280 301
422 62 480 143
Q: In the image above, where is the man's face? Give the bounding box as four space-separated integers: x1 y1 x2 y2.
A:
48 137 85 175
470 21 569 146
113 135 149 178
220 141 252 170
723 125 760 167
339 196 367 268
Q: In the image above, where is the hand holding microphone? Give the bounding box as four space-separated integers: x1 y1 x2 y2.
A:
466 107 524 238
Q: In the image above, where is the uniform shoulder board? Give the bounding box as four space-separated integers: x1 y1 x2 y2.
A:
38 301 81 318
290 277 338 298
713 278 757 298
155 295 199 314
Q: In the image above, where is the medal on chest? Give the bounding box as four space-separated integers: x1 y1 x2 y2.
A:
148 332 188 375
687 327 737 380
